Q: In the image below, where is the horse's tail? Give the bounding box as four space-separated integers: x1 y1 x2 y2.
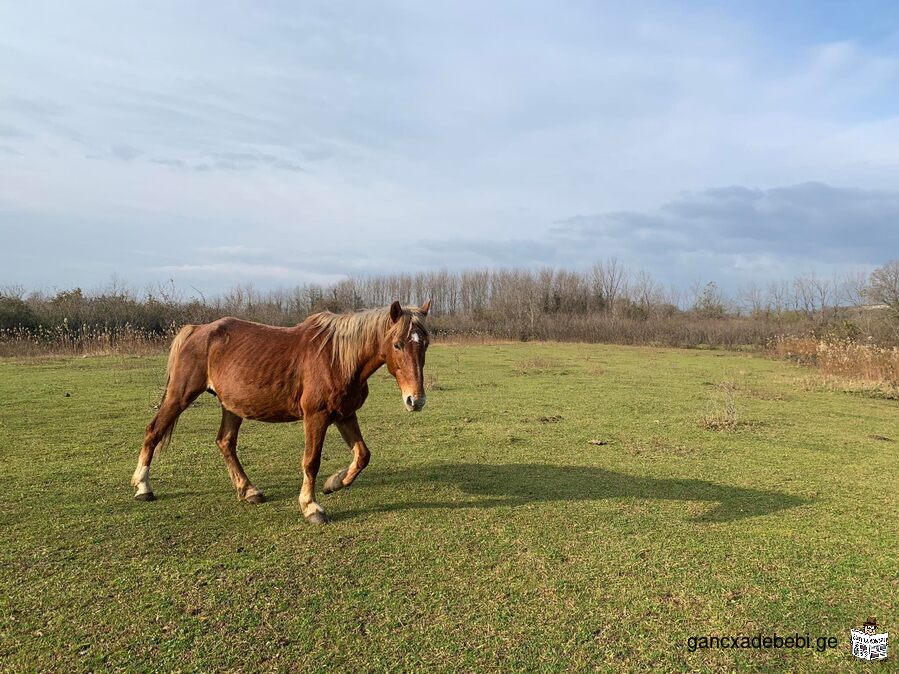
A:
166 324 196 383
156 324 196 452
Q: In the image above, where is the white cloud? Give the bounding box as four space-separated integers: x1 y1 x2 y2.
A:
149 263 342 286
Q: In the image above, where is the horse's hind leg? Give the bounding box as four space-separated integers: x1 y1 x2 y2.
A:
131 396 194 500
217 408 264 504
132 374 205 500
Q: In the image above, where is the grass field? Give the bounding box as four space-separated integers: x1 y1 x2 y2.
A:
1 343 896 671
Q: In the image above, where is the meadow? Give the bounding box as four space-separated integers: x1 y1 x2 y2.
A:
0 343 896 671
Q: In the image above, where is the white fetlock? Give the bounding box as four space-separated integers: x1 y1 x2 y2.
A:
302 501 325 518
132 465 152 495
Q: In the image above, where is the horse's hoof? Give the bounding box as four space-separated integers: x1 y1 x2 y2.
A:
134 492 156 502
306 511 331 525
244 491 266 504
323 469 347 495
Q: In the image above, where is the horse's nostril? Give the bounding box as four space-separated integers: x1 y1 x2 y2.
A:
405 395 414 407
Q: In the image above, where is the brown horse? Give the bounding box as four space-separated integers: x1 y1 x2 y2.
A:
131 300 431 524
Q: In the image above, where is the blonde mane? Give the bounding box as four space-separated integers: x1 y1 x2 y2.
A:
305 305 427 380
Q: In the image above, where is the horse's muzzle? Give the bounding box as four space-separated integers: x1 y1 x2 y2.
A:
403 394 426 412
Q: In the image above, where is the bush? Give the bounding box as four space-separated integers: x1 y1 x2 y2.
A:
0 296 38 331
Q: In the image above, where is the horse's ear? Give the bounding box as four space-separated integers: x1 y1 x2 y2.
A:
389 300 403 323
420 299 431 316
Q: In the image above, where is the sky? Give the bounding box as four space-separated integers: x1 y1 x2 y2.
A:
1 0 898 296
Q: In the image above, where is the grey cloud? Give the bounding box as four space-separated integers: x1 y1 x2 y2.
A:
84 143 143 162
416 238 556 267
149 151 304 172
0 97 88 146
300 145 338 162
111 143 141 161
556 182 899 263
0 124 28 138
0 97 67 117
208 151 304 172
199 245 271 259
269 159 304 172
150 158 187 168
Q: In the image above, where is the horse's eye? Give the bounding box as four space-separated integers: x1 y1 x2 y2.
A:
394 342 403 350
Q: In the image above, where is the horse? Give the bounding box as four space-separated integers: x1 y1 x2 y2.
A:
131 300 431 524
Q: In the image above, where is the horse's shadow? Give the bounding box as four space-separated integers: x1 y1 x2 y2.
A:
342 462 811 523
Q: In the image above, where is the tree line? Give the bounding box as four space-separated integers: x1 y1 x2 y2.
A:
1 259 897 349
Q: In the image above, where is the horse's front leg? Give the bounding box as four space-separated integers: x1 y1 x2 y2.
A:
299 412 330 524
323 413 371 495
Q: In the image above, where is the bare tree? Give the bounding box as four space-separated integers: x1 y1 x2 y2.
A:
630 270 662 316
590 257 627 314
868 259 899 317
837 269 869 308
809 273 834 322
738 282 764 317
0 284 27 300
765 279 790 315
792 274 817 317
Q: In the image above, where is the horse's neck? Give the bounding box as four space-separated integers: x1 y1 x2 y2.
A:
354 340 386 384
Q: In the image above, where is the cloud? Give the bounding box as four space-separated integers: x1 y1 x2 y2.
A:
151 263 293 278
206 151 304 172
416 238 555 267
150 158 187 168
2 3 899 294
0 124 27 138
149 262 343 286
198 245 271 258
0 97 66 118
111 143 142 161
555 182 899 264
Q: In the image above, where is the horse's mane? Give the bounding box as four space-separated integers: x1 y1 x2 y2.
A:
305 305 427 380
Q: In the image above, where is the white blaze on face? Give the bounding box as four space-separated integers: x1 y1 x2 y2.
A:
401 327 427 410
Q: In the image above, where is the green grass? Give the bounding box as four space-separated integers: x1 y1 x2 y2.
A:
1 343 896 672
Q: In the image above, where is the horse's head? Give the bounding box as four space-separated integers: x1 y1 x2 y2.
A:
384 299 431 412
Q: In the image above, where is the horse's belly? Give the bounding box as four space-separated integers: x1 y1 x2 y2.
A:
219 394 302 422
212 380 302 423
243 408 302 423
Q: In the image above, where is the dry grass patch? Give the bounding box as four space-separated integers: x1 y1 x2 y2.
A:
746 387 793 402
521 414 563 424
798 374 899 400
0 324 173 358
621 438 697 456
514 356 562 374
771 335 899 394
699 381 740 431
425 371 445 391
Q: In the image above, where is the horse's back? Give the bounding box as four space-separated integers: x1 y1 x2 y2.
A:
193 317 306 422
